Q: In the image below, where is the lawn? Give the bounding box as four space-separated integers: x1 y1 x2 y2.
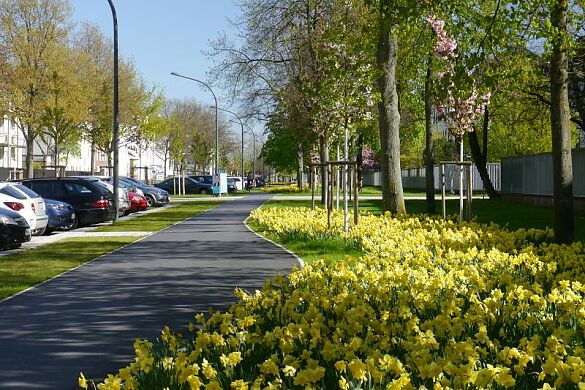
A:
247 217 363 264
0 237 138 300
94 201 223 232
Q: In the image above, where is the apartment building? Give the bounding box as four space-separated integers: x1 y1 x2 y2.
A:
0 116 25 180
2 115 173 183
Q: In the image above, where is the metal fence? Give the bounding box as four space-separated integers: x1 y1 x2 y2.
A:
364 163 501 192
501 149 585 197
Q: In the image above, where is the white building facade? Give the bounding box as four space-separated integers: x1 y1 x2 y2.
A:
0 116 26 180
2 115 173 183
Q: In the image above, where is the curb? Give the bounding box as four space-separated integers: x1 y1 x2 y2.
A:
243 206 305 269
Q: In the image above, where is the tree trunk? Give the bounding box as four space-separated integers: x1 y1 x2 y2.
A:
424 61 436 214
25 128 34 179
376 22 405 214
319 134 329 205
54 137 59 177
107 151 113 176
163 146 168 178
90 141 95 174
550 0 575 243
296 141 304 189
356 133 363 191
468 106 499 198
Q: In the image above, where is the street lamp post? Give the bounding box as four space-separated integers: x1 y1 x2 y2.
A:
170 72 219 180
213 106 245 192
243 125 257 178
106 0 119 221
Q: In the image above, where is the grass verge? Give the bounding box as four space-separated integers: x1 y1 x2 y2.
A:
0 236 138 300
94 201 223 232
247 219 363 265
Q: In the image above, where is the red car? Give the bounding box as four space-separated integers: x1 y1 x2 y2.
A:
127 191 148 213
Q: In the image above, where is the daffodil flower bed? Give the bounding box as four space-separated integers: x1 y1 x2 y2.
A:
261 185 307 193
87 207 585 390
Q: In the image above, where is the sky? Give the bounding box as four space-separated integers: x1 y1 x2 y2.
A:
71 0 243 116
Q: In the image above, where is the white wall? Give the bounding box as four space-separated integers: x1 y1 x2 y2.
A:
0 116 25 176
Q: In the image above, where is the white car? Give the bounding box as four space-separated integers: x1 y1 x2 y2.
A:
94 180 130 216
0 182 49 235
228 176 244 191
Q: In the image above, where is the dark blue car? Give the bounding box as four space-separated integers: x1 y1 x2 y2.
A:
44 198 76 233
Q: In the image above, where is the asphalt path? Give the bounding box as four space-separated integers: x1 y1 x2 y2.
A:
0 194 299 389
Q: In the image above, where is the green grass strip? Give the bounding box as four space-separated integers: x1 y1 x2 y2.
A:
247 219 363 265
94 201 223 232
0 236 138 300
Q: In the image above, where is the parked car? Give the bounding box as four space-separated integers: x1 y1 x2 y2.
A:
190 175 212 185
69 176 130 216
127 191 148 213
20 178 116 227
118 177 170 207
228 176 244 192
0 207 31 250
155 177 213 195
44 199 76 234
0 182 49 235
98 176 145 197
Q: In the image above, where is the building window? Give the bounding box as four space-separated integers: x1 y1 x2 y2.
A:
10 146 16 160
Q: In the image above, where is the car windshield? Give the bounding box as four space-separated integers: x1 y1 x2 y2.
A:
14 184 39 198
94 181 112 191
119 178 135 187
125 177 146 186
0 185 26 199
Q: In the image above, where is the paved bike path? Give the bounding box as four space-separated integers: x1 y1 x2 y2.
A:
0 194 298 389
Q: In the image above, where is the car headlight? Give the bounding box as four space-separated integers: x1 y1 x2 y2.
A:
0 215 19 225
48 203 65 210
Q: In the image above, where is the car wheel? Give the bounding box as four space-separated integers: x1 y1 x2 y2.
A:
146 195 155 207
70 216 79 230
44 228 53 236
33 227 46 236
199 189 207 195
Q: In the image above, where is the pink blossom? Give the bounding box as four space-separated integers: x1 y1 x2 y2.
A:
427 14 491 137
362 146 379 172
426 13 457 61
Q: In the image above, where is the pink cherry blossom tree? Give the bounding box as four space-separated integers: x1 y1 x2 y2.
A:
427 13 491 221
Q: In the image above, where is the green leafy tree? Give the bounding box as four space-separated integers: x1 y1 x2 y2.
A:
0 0 72 177
40 43 89 174
511 0 583 243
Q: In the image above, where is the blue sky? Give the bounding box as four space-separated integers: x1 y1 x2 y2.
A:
71 0 239 107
